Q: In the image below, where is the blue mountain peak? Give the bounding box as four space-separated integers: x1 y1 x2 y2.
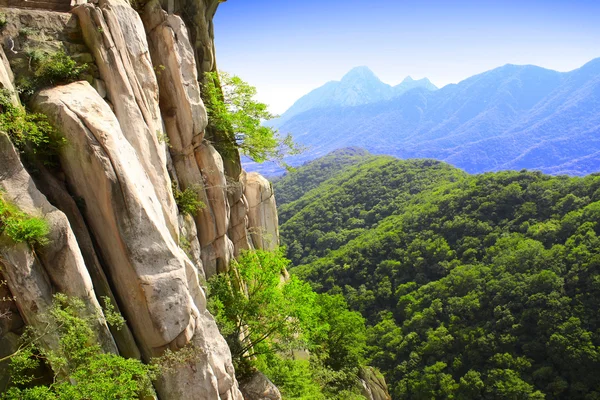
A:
341 66 380 82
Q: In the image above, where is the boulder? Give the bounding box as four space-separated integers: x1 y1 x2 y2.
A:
359 366 392 400
240 371 282 400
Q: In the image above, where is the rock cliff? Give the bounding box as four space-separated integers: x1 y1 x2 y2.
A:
0 1 279 398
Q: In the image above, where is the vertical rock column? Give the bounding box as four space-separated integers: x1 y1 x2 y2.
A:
142 1 236 277
0 133 118 356
163 0 221 77
72 0 179 240
155 0 254 259
32 168 141 360
0 45 116 360
244 172 280 251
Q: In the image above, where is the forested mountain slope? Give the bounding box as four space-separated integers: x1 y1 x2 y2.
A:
278 156 466 265
252 59 600 177
272 147 375 206
277 151 600 399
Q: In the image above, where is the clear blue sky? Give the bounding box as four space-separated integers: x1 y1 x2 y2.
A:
214 0 600 114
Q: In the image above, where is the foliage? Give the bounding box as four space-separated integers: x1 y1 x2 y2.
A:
278 152 600 399
19 27 36 38
0 89 66 164
273 147 373 207
0 13 6 30
151 343 203 374
173 184 205 216
279 157 465 266
17 50 87 96
202 71 300 163
0 192 49 247
257 357 326 400
100 296 126 330
208 250 317 371
156 130 170 146
1 294 157 399
207 249 367 398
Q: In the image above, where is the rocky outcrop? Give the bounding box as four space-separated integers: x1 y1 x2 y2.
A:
152 0 253 259
240 371 282 400
0 8 93 88
195 141 235 275
72 0 179 240
159 0 221 77
142 1 235 277
359 367 392 400
0 0 71 12
1 48 115 356
0 272 24 389
0 47 18 105
245 172 279 250
178 213 206 284
32 81 242 399
228 177 252 257
0 1 280 398
31 166 142 360
0 131 117 356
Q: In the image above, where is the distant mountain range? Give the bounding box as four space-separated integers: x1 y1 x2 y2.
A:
277 66 437 124
249 59 600 176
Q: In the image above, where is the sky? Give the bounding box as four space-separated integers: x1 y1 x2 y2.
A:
213 0 600 115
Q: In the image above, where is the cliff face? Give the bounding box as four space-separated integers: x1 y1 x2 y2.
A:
0 1 279 398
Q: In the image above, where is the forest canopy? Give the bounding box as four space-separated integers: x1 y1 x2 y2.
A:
276 152 600 399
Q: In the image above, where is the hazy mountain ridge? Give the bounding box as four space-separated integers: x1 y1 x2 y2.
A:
275 66 437 124
253 59 600 176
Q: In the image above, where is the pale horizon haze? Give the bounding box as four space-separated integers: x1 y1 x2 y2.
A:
213 0 600 115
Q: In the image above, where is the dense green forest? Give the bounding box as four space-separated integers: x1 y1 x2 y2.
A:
276 151 600 399
273 147 374 207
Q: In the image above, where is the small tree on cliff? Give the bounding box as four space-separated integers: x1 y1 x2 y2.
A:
202 71 301 163
207 250 318 376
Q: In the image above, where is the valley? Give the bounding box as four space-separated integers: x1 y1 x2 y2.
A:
276 150 600 399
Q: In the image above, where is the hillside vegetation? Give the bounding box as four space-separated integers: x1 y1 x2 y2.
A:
277 151 600 399
273 147 374 207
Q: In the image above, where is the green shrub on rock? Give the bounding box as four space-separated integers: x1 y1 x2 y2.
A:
17 50 87 96
173 184 205 216
0 294 157 399
0 193 49 247
0 89 65 164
